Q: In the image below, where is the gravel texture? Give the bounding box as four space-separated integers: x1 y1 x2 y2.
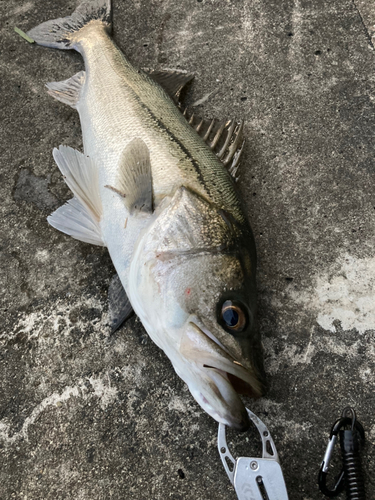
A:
1 1 375 499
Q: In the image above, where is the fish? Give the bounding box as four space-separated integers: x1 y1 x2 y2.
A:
27 0 266 431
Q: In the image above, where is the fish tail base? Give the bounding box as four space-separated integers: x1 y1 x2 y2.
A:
27 0 112 50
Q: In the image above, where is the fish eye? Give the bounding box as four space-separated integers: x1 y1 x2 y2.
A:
219 300 247 333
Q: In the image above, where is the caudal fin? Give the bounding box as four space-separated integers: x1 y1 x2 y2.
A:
27 0 112 50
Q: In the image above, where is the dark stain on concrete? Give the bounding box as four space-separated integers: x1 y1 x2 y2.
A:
13 168 59 211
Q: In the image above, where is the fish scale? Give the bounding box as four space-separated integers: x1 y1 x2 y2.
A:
79 24 243 220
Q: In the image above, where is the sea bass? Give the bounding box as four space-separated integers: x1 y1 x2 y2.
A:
27 0 266 430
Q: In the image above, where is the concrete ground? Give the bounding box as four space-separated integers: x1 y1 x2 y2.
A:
1 0 375 498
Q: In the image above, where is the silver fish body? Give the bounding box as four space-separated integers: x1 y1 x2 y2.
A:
27 0 265 430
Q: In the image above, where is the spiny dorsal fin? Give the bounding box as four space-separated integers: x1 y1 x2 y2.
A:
105 138 153 214
48 146 104 246
147 68 244 178
182 109 245 180
46 71 86 108
148 70 194 103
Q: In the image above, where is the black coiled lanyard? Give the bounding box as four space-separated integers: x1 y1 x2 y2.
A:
318 407 366 499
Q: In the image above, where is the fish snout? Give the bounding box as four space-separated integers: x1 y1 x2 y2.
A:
230 409 250 432
179 321 263 428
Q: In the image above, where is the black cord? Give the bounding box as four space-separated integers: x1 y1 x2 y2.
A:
318 407 366 499
340 429 365 500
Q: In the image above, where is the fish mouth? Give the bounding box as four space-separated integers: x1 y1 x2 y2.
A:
181 321 264 430
201 364 261 431
203 364 260 398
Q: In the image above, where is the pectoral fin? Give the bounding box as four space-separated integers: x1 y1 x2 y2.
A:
105 138 153 214
108 273 133 333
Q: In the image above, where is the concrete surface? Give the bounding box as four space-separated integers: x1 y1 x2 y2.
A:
1 0 375 498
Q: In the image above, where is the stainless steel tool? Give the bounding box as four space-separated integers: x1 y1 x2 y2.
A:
218 408 289 499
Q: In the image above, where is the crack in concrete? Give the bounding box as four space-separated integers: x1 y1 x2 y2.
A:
352 0 375 50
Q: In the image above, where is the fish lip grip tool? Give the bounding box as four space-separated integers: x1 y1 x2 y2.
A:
218 408 289 500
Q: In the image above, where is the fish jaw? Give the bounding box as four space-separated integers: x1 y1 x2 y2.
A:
189 367 251 430
176 320 263 430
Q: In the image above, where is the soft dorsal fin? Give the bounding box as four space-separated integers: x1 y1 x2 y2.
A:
182 110 245 180
105 138 153 214
48 146 104 246
148 70 194 103
46 71 86 108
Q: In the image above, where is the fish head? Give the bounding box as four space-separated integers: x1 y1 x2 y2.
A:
129 187 266 430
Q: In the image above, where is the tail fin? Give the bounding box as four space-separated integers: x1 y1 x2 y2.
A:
27 0 112 50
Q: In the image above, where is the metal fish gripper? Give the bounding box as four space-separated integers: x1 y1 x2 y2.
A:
218 408 289 499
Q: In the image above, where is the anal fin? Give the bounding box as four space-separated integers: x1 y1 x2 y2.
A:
46 71 86 108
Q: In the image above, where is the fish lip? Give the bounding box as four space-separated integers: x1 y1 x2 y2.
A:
188 320 263 398
190 317 233 357
198 365 251 430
